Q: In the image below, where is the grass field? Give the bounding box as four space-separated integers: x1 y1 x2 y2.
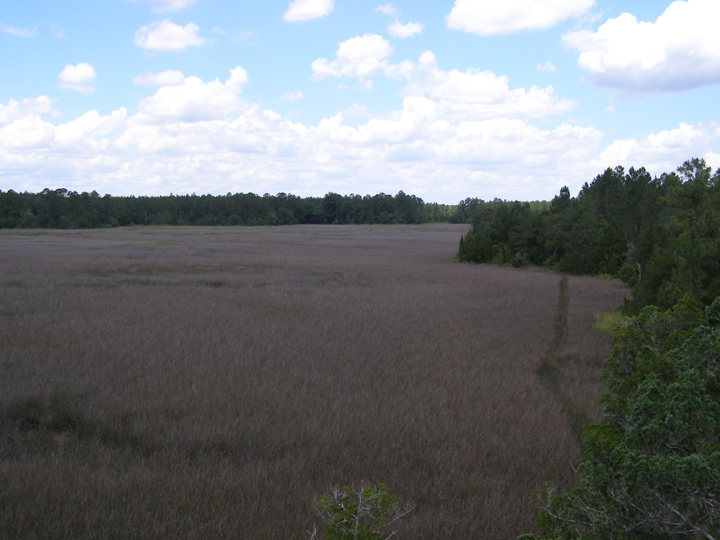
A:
0 225 628 539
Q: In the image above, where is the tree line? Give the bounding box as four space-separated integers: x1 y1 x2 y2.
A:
458 158 720 313
0 187 552 230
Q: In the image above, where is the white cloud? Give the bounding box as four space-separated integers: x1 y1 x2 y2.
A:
0 92 600 200
536 61 556 73
311 34 409 81
388 21 424 38
2 66 718 203
375 3 399 18
132 67 248 123
595 122 720 173
128 0 196 12
563 0 720 94
374 4 424 39
313 46 576 121
283 0 334 22
604 105 616 114
54 110 128 147
447 0 595 36
133 70 186 86
1 24 37 38
134 20 206 52
310 35 423 88
58 63 97 94
281 91 304 102
0 115 56 150
403 54 577 121
343 104 370 118
0 106 125 152
0 96 58 126
704 151 720 171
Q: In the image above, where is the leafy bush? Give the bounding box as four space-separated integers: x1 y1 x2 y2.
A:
529 295 720 540
309 484 414 540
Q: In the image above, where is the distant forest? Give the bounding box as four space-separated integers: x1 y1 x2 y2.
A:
459 158 720 312
0 187 548 228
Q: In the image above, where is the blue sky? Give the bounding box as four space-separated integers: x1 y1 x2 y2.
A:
1 0 718 203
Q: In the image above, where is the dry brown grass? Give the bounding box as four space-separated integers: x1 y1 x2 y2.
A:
0 225 629 539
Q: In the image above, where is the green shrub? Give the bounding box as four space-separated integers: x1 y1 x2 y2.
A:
533 295 720 540
310 484 413 540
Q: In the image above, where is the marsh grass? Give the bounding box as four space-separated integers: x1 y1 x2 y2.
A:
0 225 628 539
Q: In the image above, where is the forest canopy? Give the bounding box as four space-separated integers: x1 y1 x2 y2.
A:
0 188 549 229
458 158 720 313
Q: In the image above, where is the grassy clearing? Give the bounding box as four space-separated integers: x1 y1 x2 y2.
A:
0 225 628 539
593 311 624 334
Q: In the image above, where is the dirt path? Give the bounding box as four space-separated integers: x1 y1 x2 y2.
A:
536 276 589 445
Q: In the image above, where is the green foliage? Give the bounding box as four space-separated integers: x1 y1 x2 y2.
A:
0 189 465 229
310 484 414 540
592 312 623 334
457 200 539 266
459 158 720 313
534 295 720 540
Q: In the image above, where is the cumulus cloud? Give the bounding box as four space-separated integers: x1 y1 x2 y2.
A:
595 122 720 174
54 109 128 147
0 94 599 200
283 0 334 22
374 4 423 39
281 91 304 102
58 63 97 94
0 106 125 152
1 24 37 38
0 96 59 126
375 3 399 18
536 61 556 73
2 66 719 202
313 45 576 120
0 66 603 201
388 21 424 38
128 0 196 12
311 34 413 82
563 0 720 94
133 69 186 86
404 52 576 121
447 0 595 36
132 67 248 123
343 104 370 118
134 20 206 52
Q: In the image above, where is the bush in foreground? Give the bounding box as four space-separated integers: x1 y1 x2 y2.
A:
527 295 720 540
309 484 414 540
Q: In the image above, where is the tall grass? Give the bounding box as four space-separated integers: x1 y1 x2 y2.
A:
0 225 628 539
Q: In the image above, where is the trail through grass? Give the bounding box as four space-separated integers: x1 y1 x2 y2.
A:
536 276 592 445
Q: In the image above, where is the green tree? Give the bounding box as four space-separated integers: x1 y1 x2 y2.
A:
627 159 720 312
558 209 604 274
533 295 720 540
597 219 627 276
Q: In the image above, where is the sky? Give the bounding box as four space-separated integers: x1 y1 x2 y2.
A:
1 0 719 203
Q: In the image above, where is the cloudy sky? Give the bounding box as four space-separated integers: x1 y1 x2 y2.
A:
1 0 719 203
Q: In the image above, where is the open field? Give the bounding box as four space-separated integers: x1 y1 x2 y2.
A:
0 225 628 539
